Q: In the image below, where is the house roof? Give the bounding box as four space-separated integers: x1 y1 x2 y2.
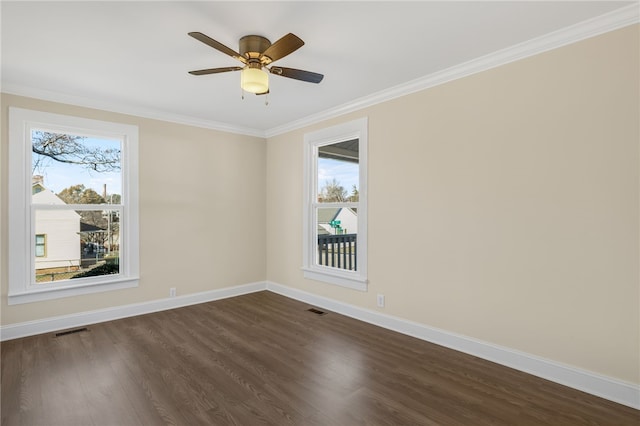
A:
319 139 359 163
317 208 341 224
80 222 106 233
317 208 341 236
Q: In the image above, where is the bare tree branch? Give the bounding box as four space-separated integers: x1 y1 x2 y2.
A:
320 178 348 202
32 131 120 172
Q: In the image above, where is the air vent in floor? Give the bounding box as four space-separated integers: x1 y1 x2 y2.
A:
55 327 89 337
307 308 327 316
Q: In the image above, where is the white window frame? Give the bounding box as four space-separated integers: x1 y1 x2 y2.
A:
8 107 139 305
302 117 368 291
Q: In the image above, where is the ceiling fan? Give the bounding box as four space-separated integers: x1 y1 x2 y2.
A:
188 32 324 96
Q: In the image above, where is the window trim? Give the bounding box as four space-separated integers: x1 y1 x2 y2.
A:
8 107 139 305
302 117 368 291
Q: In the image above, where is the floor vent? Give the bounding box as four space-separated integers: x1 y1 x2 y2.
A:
55 327 89 337
307 308 327 316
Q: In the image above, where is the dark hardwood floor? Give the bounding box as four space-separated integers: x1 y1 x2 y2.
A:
1 291 638 425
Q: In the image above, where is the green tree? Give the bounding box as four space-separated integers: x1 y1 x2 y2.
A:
57 185 120 246
349 185 359 202
57 184 105 204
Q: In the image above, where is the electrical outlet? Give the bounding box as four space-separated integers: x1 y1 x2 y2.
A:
377 294 385 308
170 287 176 297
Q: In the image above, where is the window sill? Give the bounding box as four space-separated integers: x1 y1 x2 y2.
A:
8 276 139 305
302 267 367 291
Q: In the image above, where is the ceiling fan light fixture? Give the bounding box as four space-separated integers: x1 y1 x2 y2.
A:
241 65 269 94
188 31 323 96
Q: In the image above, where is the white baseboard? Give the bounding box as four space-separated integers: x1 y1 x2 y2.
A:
2 280 638 410
0 281 266 341
266 281 640 410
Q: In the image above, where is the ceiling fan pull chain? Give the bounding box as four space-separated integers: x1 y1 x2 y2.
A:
265 93 269 106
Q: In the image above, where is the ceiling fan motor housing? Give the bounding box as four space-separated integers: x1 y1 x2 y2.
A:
239 35 271 60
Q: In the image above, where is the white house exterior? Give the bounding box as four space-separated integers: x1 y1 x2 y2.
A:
318 207 358 235
33 182 81 272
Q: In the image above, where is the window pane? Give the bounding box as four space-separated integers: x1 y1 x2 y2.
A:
35 234 46 257
32 130 121 204
316 207 357 271
34 209 120 283
317 140 359 203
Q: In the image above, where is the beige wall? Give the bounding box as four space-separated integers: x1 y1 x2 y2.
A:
1 25 637 386
266 25 639 384
1 94 267 324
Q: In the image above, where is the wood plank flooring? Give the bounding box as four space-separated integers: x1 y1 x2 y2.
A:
1 291 638 425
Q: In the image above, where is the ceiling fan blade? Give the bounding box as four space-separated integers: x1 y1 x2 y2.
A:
188 66 242 76
261 33 304 63
188 32 247 64
270 67 324 84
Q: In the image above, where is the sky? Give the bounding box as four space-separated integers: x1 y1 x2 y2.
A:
32 136 122 197
317 157 359 194
33 134 356 199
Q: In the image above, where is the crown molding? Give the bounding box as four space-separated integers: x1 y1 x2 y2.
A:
0 83 266 138
2 4 637 139
265 3 639 138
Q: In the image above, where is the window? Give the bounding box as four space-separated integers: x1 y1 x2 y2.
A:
35 234 46 257
8 108 139 304
303 118 368 290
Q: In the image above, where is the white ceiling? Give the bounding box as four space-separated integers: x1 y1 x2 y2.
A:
1 1 636 137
